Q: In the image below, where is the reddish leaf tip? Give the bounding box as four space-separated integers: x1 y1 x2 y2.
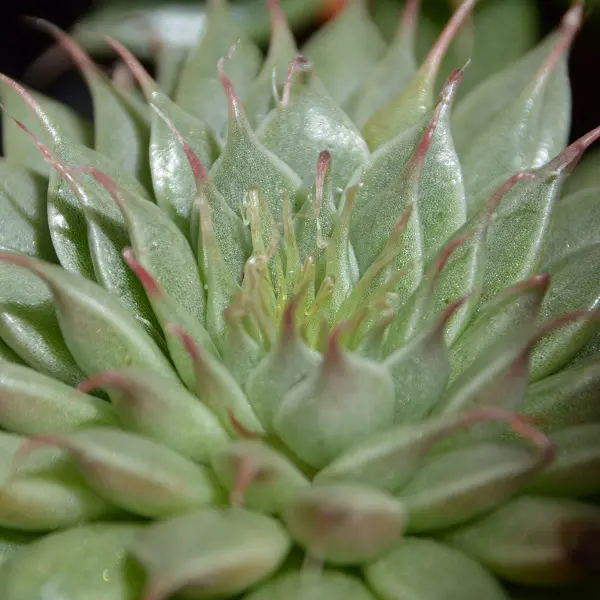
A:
166 324 202 364
229 409 260 439
122 248 163 298
485 171 539 215
280 54 312 107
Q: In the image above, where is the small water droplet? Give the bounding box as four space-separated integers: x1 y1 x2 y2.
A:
102 569 110 582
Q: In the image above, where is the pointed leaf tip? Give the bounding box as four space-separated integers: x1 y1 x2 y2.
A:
122 247 162 298
280 54 312 108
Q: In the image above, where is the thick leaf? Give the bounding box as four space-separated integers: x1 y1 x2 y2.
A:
282 482 406 564
0 79 92 177
0 160 54 261
245 570 377 600
543 187 600 268
0 340 23 365
398 439 553 532
365 537 509 600
32 19 152 186
443 496 600 586
86 168 206 326
361 0 477 149
479 128 600 305
454 4 579 214
274 331 395 469
105 37 219 236
0 431 118 532
301 0 387 107
0 253 176 380
0 361 117 435
524 423 600 499
174 0 262 136
210 57 301 223
450 275 549 381
78 367 230 464
0 263 85 386
529 244 600 381
1 524 144 599
521 353 600 433
258 56 369 191
347 0 420 127
0 528 35 570
134 507 291 599
27 428 222 517
244 0 299 128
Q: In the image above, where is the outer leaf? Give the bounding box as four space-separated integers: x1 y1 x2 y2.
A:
0 528 35 570
521 353 600 433
443 496 600 586
27 428 222 518
0 361 117 435
258 56 369 191
0 253 176 380
361 0 477 149
78 367 230 464
134 507 291 600
1 524 144 599
210 57 301 223
365 537 509 600
174 0 262 136
0 263 85 386
0 160 55 261
454 4 580 214
245 570 377 600
529 244 600 381
301 0 387 107
244 0 299 128
542 187 600 268
32 19 151 186
347 0 420 127
0 79 92 177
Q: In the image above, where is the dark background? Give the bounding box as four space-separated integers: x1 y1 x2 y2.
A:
0 0 598 142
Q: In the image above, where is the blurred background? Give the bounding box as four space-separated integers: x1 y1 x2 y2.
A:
0 0 598 142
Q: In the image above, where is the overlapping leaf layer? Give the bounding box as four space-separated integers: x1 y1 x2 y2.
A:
0 1 599 599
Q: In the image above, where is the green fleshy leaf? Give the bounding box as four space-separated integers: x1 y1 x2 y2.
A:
274 332 395 469
1 523 144 599
0 340 24 365
0 160 55 261
87 168 206 327
245 300 320 433
365 537 509 600
0 263 85 386
543 187 600 268
302 0 386 107
33 19 152 186
450 274 549 381
398 440 551 532
562 147 600 196
524 423 600 499
521 353 600 433
78 367 230 464
0 528 35 570
361 0 477 149
30 428 222 518
210 58 301 223
134 507 291 599
174 0 262 136
347 0 419 127
169 326 264 437
443 496 600 586
211 439 309 514
479 130 599 306
0 361 117 435
453 6 578 215
258 56 369 191
0 253 176 381
0 79 92 177
155 45 187 97
282 482 405 565
105 37 219 236
244 570 377 600
244 0 299 128
0 432 118 531
529 244 600 381
385 299 466 423
122 248 217 392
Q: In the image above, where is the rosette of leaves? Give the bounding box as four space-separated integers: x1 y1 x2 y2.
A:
0 1 599 599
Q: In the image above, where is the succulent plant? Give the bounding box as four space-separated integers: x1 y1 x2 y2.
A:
0 0 599 598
